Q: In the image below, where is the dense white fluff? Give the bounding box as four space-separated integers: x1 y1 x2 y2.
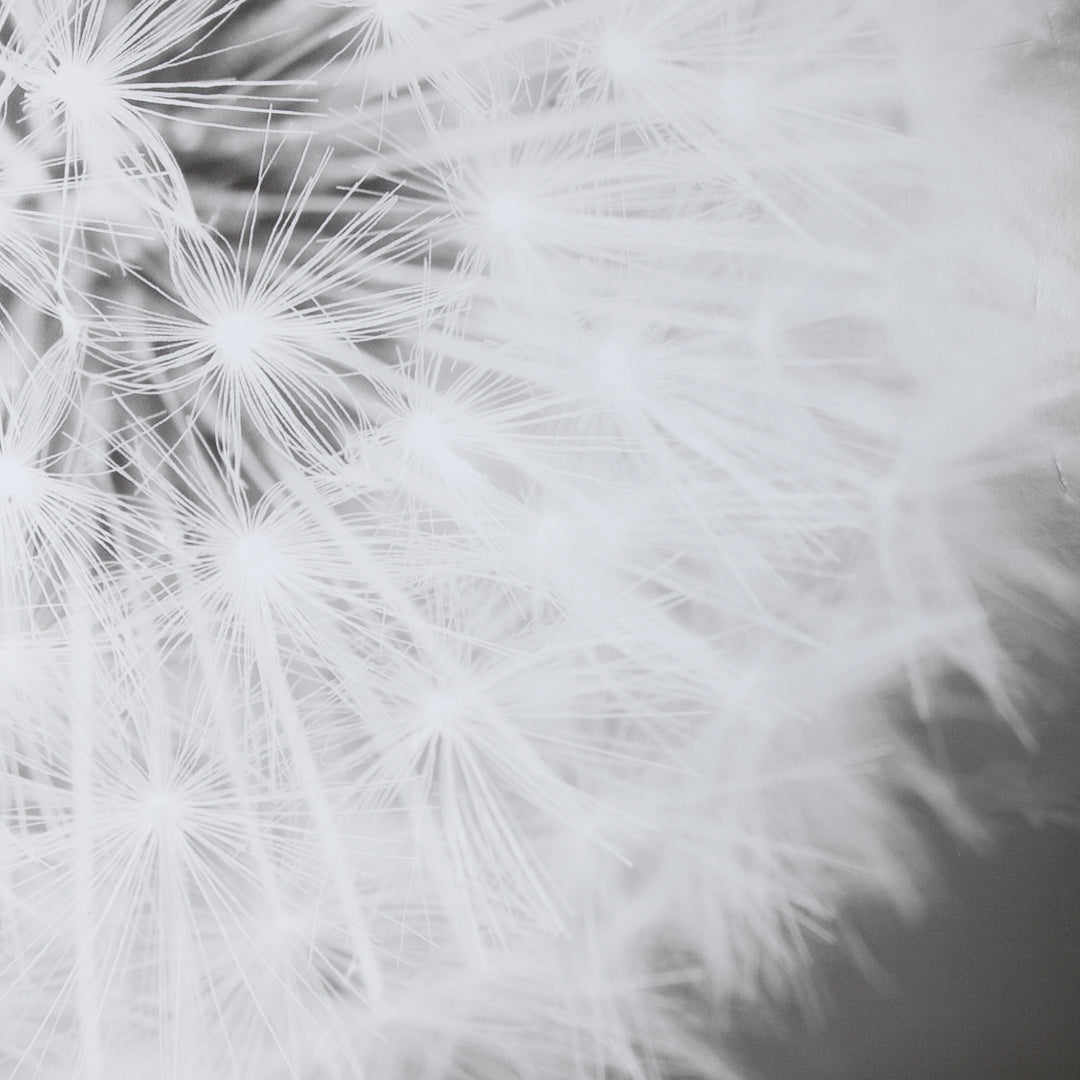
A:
0 1 1077 1077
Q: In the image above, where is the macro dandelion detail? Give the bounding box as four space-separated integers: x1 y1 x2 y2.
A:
0 0 1078 1077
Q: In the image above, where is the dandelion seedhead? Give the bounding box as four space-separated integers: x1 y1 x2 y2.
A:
0 0 1078 1077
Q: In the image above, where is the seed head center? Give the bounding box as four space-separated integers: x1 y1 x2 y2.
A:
0 453 41 507
230 529 284 591
600 30 646 82
42 58 116 120
209 308 268 373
